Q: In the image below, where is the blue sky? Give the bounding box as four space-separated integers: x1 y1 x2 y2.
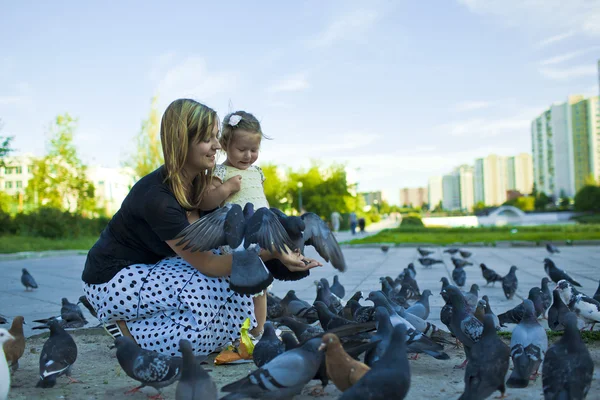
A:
1 0 599 204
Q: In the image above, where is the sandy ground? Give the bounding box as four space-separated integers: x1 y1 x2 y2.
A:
6 327 600 400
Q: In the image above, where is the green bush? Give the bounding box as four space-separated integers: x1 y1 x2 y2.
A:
574 185 600 212
400 213 424 227
572 214 600 224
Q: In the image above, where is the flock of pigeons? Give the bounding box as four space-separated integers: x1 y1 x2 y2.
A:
0 237 599 398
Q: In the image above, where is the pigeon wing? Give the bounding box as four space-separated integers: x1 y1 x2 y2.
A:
245 208 296 254
133 352 179 384
174 205 235 252
302 212 347 272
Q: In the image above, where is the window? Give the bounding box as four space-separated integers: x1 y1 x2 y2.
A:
5 167 12 175
5 181 12 189
15 181 22 188
15 166 22 174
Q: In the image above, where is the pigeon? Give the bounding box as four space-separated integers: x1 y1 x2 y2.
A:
444 248 460 254
380 245 389 253
33 298 88 330
315 279 343 315
36 319 78 388
21 268 38 291
330 275 346 299
313 302 375 336
417 247 433 257
267 292 284 320
418 257 443 267
281 332 299 351
479 263 503 286
253 322 285 368
319 333 370 392
481 295 500 330
459 314 510 400
539 277 553 317
346 300 375 324
506 299 548 388
498 287 545 325
544 258 581 287
459 250 472 259
0 316 6 325
401 269 421 299
452 265 466 287
440 277 451 291
501 265 518 300
220 337 323 399
546 243 560 254
365 307 393 367
0 328 14 400
277 317 324 343
406 289 432 320
463 284 479 310
3 316 25 373
176 339 217 400
338 324 411 400
555 280 600 330
474 299 486 324
280 290 317 322
594 280 600 303
548 289 570 331
114 336 181 396
542 312 594 399
442 286 483 368
77 295 98 319
452 257 472 268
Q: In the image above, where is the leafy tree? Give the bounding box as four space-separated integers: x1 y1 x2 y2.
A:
25 114 97 215
473 201 487 212
534 191 553 210
260 163 289 208
0 119 14 168
123 96 163 179
574 185 600 212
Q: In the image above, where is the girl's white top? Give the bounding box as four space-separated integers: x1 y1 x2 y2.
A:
213 164 269 209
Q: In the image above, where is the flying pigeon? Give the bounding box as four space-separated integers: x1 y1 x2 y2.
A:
506 299 548 388
0 328 14 400
176 339 217 400
253 322 285 368
21 268 38 291
319 333 370 392
36 319 78 388
114 336 181 396
542 312 594 399
330 275 346 299
555 280 600 330
479 263 503 286
544 258 581 287
220 337 323 399
502 265 518 300
459 314 510 399
3 316 25 373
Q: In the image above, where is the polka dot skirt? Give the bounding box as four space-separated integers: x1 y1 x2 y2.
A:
82 256 257 357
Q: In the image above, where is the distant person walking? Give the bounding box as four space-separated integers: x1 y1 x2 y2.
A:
349 212 358 235
358 217 366 233
330 211 341 232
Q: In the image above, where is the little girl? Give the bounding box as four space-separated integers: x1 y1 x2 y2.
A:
199 110 271 338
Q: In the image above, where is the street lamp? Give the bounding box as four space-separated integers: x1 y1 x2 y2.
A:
297 181 303 213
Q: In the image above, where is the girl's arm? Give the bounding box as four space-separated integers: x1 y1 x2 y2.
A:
198 175 242 210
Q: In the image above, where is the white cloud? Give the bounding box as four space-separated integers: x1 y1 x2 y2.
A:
155 56 240 107
539 65 597 80
454 101 492 112
309 9 379 48
267 73 310 93
539 47 600 66
457 0 600 39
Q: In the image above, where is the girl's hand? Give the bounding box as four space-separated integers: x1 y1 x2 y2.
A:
277 249 322 272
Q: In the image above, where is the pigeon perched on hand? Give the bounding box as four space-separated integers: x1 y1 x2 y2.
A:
114 336 181 397
253 322 285 368
319 333 370 392
502 265 518 300
220 337 323 399
459 314 509 400
21 268 38 291
3 316 25 373
542 312 594 399
36 319 78 388
544 258 581 287
479 263 503 286
555 280 600 330
0 328 14 400
506 299 548 388
175 339 217 400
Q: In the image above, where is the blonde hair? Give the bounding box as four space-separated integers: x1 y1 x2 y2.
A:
220 111 270 151
160 98 218 210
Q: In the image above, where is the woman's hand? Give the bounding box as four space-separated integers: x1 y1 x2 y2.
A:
276 248 322 272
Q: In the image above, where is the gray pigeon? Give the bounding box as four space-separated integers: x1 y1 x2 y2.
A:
77 295 98 319
417 247 433 257
548 289 570 331
506 299 548 388
594 280 600 303
330 275 345 299
364 307 394 367
463 284 479 310
479 263 503 286
406 289 432 320
176 339 217 400
36 319 78 388
501 266 518 300
220 337 323 399
0 315 7 324
546 243 560 254
459 314 510 400
444 247 459 254
543 258 581 287
315 279 343 315
498 287 545 326
339 324 411 400
481 295 500 330
253 322 285 368
21 268 38 291
540 277 553 317
418 257 443 267
555 279 600 330
452 266 466 287
459 250 472 259
277 317 324 343
33 298 88 330
542 312 594 399
280 290 317 322
452 257 473 268
114 336 181 396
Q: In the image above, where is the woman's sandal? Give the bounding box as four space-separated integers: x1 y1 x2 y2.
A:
104 320 136 343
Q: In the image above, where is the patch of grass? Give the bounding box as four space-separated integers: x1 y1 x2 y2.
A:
348 225 600 245
0 235 97 254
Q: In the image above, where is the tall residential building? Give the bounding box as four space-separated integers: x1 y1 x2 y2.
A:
361 191 383 206
454 165 474 211
474 154 508 206
399 187 428 207
507 153 534 195
427 176 443 209
531 95 599 198
442 174 460 210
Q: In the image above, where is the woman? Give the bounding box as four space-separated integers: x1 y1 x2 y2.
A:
81 98 320 357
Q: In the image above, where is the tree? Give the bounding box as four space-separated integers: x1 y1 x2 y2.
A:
261 163 289 208
0 119 14 168
25 114 97 214
574 185 600 212
123 96 163 179
558 189 571 210
534 191 552 210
